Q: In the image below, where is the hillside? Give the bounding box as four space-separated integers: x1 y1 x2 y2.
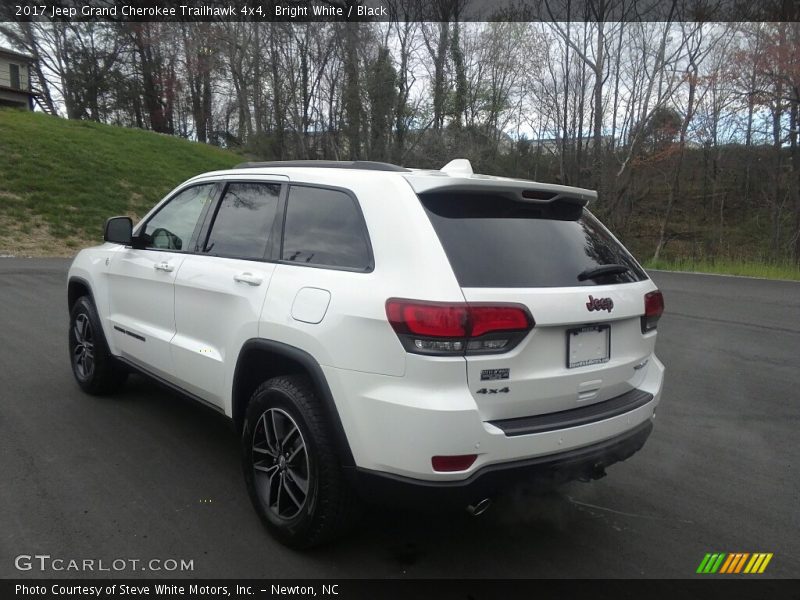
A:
0 110 241 257
1 110 798 279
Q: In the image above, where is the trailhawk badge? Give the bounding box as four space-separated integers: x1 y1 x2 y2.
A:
586 295 614 312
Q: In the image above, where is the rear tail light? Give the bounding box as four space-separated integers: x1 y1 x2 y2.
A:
386 299 533 356
642 290 664 333
431 454 477 472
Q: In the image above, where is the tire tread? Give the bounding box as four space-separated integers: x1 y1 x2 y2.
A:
244 374 359 548
69 296 127 395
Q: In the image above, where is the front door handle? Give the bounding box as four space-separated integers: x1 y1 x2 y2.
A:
234 272 263 286
154 261 174 272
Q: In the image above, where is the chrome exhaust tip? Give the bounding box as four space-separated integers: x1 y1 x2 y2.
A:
466 498 492 517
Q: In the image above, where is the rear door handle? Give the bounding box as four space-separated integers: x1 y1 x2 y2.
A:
154 261 174 272
234 272 263 286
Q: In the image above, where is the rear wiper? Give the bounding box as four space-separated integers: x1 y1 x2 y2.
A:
577 264 630 281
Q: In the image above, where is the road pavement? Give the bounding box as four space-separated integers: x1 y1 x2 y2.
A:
1 259 797 578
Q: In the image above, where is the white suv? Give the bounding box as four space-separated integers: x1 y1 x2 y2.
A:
67 159 665 548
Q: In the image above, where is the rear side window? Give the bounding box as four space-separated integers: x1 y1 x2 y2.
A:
420 193 647 288
204 182 281 259
281 185 371 271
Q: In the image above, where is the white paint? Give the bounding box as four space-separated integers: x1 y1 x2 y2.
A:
291 287 331 324
69 163 665 482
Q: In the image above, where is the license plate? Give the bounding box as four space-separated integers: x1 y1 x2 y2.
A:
567 324 610 368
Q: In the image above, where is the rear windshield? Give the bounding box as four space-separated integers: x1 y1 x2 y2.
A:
419 193 647 288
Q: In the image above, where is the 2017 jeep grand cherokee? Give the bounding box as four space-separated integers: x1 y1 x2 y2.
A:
68 159 665 548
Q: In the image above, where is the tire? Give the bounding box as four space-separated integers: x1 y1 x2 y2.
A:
69 296 127 395
242 374 358 549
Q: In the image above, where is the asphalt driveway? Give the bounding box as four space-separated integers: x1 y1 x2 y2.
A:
1 259 797 578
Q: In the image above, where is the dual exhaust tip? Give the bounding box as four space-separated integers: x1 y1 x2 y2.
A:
466 497 492 517
465 464 607 515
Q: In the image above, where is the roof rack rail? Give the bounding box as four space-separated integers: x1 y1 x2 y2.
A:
233 160 411 172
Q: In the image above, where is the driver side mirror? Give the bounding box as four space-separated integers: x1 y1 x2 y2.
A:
104 216 133 245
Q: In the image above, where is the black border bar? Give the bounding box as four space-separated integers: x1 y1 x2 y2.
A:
2 0 800 23
4 579 800 600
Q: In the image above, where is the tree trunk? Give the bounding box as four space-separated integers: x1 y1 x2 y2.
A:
592 19 605 192
253 24 262 137
269 27 285 159
654 59 697 261
771 84 784 257
790 96 800 263
432 21 450 133
343 23 362 160
394 22 412 161
132 24 171 134
450 21 467 130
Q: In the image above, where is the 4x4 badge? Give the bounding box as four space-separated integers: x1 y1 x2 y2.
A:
586 295 614 312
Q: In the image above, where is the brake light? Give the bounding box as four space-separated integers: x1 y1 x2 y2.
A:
386 299 533 355
469 306 531 336
642 290 664 333
386 302 467 337
432 454 477 472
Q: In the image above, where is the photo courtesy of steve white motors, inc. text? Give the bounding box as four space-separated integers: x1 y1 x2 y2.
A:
14 584 339 597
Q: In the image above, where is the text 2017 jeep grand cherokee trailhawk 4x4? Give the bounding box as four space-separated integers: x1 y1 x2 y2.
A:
67 159 665 548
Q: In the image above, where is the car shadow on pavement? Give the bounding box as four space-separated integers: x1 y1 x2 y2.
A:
109 374 619 577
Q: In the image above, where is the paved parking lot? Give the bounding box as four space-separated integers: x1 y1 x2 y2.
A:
1 259 797 578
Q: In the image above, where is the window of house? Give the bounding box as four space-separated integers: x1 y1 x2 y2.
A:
9 64 20 89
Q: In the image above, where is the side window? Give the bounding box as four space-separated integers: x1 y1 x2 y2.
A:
203 182 281 259
281 185 371 271
142 184 214 251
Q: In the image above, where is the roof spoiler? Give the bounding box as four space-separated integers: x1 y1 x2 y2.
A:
400 158 597 206
405 176 597 207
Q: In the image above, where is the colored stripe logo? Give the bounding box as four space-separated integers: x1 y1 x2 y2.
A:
697 553 773 574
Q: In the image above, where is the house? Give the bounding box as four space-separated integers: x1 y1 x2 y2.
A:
0 47 37 110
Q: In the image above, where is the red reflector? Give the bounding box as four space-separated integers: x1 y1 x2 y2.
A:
431 454 478 472
469 306 531 337
644 290 664 318
386 301 467 337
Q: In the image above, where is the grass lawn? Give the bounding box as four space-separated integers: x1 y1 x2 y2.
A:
1 109 798 283
0 109 241 256
645 257 800 282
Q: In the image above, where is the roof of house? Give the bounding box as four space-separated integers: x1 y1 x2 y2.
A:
0 47 35 63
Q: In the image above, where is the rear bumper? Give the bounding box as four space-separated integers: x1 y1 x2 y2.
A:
349 419 653 507
323 353 664 480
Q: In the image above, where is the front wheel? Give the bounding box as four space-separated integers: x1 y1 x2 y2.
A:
242 375 358 548
69 296 127 395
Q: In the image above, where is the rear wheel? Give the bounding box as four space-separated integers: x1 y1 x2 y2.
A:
242 375 358 548
69 296 127 395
